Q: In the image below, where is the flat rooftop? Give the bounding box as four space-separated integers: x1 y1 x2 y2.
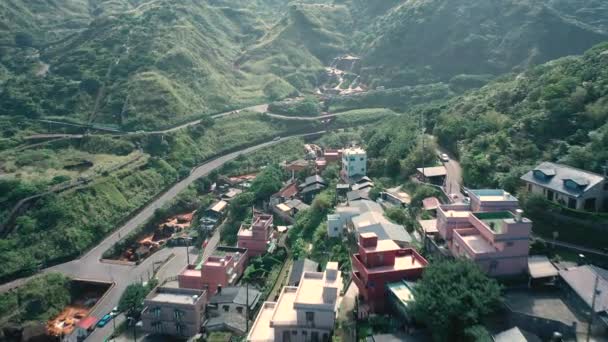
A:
247 302 276 342
357 251 427 273
295 269 341 307
460 234 496 254
361 239 400 253
181 268 200 277
474 211 514 233
149 289 204 305
470 189 518 202
270 287 299 326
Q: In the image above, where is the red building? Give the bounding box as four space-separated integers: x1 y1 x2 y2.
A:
351 233 428 312
238 212 274 257
178 246 248 298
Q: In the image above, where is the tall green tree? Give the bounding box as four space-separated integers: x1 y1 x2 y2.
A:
412 260 502 341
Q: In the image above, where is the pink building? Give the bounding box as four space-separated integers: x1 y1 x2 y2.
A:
437 189 532 276
178 246 248 298
351 233 428 313
238 212 274 257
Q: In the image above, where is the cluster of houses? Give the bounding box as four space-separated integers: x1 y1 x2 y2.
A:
140 140 608 341
141 209 276 338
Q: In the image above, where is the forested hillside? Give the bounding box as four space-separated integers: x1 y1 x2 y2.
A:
360 42 608 192
356 0 608 88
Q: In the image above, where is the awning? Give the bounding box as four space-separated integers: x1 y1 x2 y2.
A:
528 255 558 279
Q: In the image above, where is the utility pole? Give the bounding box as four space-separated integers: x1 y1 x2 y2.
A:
186 238 190 265
586 273 600 342
246 281 250 333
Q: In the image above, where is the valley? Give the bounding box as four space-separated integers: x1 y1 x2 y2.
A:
1 1 608 341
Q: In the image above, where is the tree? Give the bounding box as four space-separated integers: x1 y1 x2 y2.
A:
249 165 283 201
118 284 148 317
412 259 502 341
14 32 33 47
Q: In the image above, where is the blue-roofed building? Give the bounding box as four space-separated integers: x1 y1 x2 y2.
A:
521 162 607 212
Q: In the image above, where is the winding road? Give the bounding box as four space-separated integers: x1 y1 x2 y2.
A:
0 130 325 340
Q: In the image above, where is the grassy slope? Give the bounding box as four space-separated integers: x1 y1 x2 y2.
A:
0 0 289 129
239 3 352 92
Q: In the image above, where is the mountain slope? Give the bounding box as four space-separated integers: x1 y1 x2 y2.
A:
0 0 285 129
358 0 608 88
431 42 608 189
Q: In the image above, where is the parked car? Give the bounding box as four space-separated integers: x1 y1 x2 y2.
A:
440 153 450 162
97 314 113 328
110 307 119 317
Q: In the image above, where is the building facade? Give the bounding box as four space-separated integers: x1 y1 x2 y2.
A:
141 286 207 338
351 233 428 313
341 147 367 182
247 262 343 342
178 246 248 297
238 212 274 257
437 189 532 276
521 162 607 212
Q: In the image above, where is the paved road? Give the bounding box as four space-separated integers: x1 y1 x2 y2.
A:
0 131 326 340
437 148 463 203
28 104 269 140
265 108 395 121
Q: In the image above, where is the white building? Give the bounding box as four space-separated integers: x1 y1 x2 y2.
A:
341 147 367 182
247 262 343 342
327 214 342 237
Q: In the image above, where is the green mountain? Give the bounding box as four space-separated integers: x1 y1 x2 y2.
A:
356 0 608 88
431 42 608 190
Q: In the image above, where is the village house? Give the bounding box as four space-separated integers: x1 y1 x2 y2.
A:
247 262 343 342
434 189 532 276
270 181 299 206
351 233 428 313
272 198 310 224
521 162 607 212
237 212 274 257
141 286 207 339
341 146 367 183
299 175 327 202
559 265 608 332
204 286 262 336
416 166 447 186
178 246 248 297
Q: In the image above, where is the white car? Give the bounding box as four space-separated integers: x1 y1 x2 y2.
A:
440 153 450 162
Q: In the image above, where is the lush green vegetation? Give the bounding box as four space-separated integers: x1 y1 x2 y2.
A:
431 42 608 191
0 273 70 322
118 278 158 319
268 96 321 117
412 259 502 342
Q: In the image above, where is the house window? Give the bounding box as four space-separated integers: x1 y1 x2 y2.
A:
153 307 161 318
283 331 291 342
173 309 184 321
152 322 163 333
506 241 514 247
312 331 320 342
568 198 577 209
236 306 243 314
360 157 364 161
361 168 364 172
306 312 315 325
175 323 184 335
223 305 230 312
368 281 375 289
527 183 532 192
489 260 499 272
322 333 330 342
604 182 608 191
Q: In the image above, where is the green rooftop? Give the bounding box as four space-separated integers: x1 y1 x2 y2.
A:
474 211 514 233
